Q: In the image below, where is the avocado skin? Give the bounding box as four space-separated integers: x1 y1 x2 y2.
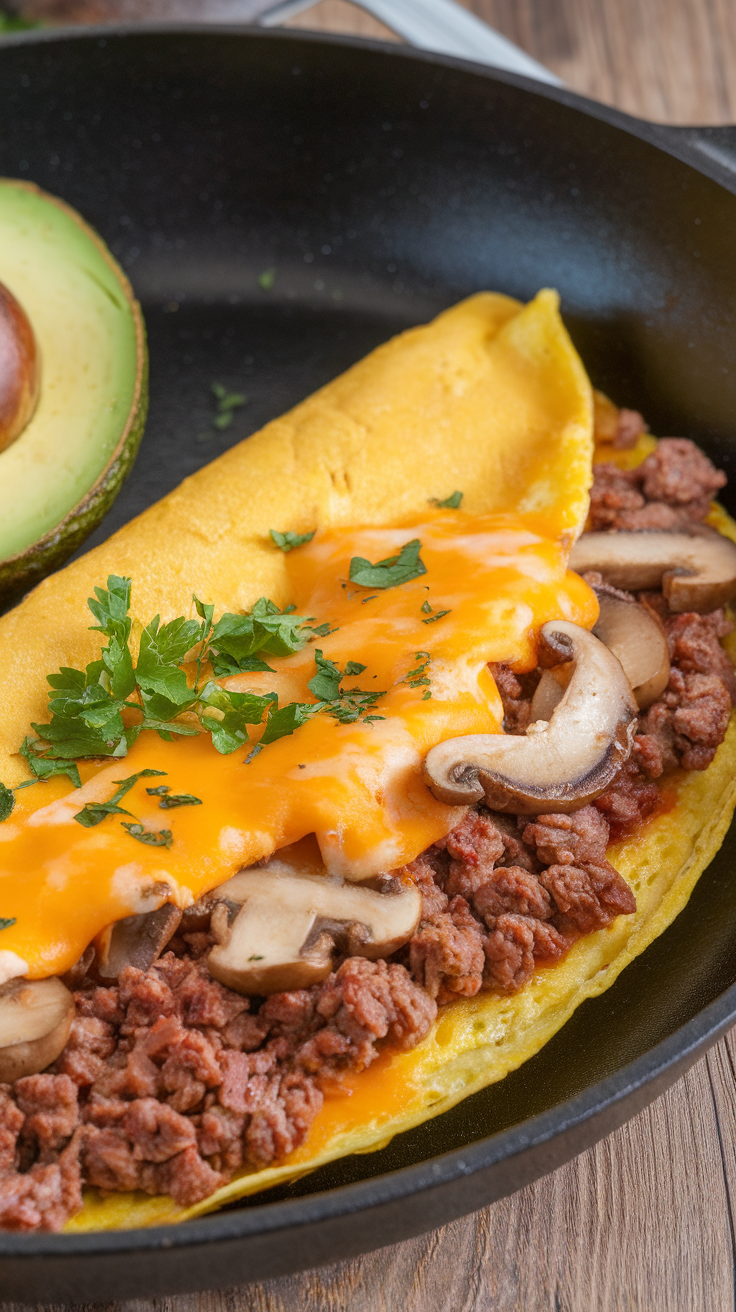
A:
0 350 148 610
0 182 149 610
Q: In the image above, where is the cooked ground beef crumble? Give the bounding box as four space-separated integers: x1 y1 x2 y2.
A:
1 436 733 1233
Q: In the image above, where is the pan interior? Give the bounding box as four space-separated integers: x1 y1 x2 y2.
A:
1 27 736 1214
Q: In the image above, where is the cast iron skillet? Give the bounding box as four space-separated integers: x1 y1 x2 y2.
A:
2 22 736 1302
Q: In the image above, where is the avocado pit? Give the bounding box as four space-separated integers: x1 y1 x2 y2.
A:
0 280 40 453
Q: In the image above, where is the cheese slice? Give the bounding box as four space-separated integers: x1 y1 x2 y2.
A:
0 289 594 980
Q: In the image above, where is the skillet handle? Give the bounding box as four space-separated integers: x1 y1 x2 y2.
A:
262 0 562 86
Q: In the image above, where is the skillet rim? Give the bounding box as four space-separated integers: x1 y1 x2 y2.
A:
0 21 736 1264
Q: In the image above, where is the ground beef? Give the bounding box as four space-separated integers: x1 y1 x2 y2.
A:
588 438 725 531
613 408 648 449
593 762 663 842
489 662 540 735
540 862 636 936
409 896 486 1003
0 950 435 1232
484 914 569 993
518 806 610 867
631 610 735 777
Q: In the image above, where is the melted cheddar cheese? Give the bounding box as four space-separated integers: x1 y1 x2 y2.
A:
0 286 597 982
0 511 596 979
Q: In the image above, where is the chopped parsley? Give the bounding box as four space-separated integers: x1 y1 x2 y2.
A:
349 539 426 590
405 652 431 690
74 769 167 828
18 578 331 781
432 490 463 509
0 784 14 823
422 609 451 625
421 600 432 614
122 822 173 848
306 650 385 725
270 529 315 552
211 382 246 430
0 917 16 932
145 783 202 809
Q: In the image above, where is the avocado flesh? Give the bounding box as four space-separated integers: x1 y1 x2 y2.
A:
0 180 147 594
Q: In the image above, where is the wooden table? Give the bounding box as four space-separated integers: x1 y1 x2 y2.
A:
9 2 736 1309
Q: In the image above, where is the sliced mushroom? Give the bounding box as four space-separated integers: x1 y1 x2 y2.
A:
591 584 670 708
569 530 736 614
0 976 74 1082
0 280 40 453
94 903 182 983
424 620 637 814
529 668 569 723
207 862 422 995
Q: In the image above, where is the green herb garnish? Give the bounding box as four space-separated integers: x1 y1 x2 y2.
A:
349 539 426 590
121 822 173 848
432 491 463 509
270 529 316 553
306 651 384 725
74 769 167 828
0 917 16 931
421 600 432 614
157 793 202 810
211 383 246 430
422 609 451 625
405 652 431 689
0 784 14 823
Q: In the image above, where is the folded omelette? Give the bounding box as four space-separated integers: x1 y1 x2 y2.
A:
0 288 734 1232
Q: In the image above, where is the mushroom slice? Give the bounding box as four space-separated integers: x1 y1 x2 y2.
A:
591 584 670 709
569 530 736 614
95 903 182 983
529 668 569 723
207 862 422 995
424 620 637 814
0 977 74 1082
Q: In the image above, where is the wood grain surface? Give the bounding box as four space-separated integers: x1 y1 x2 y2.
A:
5 2 736 1310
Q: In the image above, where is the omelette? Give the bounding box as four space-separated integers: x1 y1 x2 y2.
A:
1 289 736 1233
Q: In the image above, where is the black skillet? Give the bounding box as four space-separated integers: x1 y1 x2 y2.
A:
2 15 736 1302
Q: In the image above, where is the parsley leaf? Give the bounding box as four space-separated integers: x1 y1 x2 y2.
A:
0 917 16 931
322 689 385 725
259 700 318 746
422 609 451 625
157 793 202 809
349 539 426 590
0 784 14 823
405 652 432 689
121 822 173 848
307 650 343 702
198 682 277 755
432 491 463 509
88 575 132 640
306 652 384 725
211 384 246 430
136 616 201 721
208 599 313 672
73 768 167 827
270 529 316 552
19 737 81 788
74 800 135 828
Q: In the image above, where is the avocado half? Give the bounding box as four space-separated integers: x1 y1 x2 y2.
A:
0 179 148 606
